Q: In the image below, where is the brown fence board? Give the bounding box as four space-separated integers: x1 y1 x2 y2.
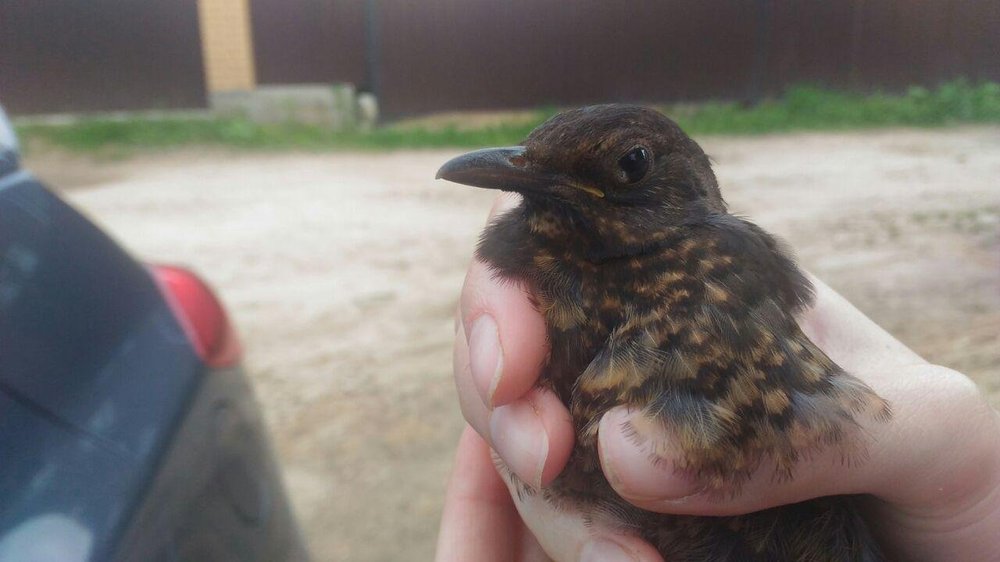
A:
0 0 207 115
250 0 367 87
252 0 1000 118
5 1 997 117
372 0 761 116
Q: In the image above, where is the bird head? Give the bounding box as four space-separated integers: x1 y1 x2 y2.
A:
437 105 726 238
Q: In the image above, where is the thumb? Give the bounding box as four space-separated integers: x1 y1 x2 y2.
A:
596 405 871 515
597 363 995 518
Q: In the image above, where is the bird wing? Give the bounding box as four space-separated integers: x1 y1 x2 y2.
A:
572 215 891 489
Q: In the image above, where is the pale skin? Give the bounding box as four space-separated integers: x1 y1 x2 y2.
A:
436 195 1000 562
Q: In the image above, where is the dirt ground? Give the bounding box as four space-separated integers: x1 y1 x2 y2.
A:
28 127 999 561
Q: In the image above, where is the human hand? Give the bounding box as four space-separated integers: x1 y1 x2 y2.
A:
440 194 1000 561
435 426 553 562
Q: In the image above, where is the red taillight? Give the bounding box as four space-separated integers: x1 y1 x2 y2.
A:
150 264 241 368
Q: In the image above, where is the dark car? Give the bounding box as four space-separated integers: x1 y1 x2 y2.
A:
0 105 308 562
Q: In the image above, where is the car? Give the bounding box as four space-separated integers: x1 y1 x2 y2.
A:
0 104 309 562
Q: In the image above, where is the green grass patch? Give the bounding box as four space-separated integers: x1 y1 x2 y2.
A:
16 114 550 153
16 80 1000 152
676 80 1000 134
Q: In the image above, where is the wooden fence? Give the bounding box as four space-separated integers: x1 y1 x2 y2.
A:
0 0 207 115
3 1 998 117
252 0 1000 118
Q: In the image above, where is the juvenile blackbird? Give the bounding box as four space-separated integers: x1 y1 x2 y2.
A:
437 105 892 561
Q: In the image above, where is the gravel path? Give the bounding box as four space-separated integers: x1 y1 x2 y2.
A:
29 126 1000 561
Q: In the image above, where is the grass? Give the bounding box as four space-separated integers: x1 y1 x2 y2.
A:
675 80 1000 134
15 80 1000 152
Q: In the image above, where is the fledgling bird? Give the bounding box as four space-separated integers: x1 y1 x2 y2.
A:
437 105 892 561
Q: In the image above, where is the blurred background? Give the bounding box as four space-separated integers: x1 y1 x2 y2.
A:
2 1 998 560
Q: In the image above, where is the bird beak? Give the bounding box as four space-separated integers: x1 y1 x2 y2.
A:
436 146 604 198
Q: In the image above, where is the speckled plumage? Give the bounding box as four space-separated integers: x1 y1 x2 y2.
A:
439 105 892 561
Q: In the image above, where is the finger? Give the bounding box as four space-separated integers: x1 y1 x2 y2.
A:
460 193 548 409
865 377 1000 562
454 318 488 436
598 405 871 515
489 387 576 488
453 193 576 486
598 362 995 517
461 258 549 409
436 426 526 562
455 283 574 488
495 458 665 562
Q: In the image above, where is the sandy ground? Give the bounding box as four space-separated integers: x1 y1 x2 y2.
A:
27 127 1000 561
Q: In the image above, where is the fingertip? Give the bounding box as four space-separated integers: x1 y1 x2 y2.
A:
598 408 699 503
598 405 874 516
454 320 499 445
489 388 574 489
490 288 548 405
530 388 575 486
460 259 548 408
467 313 503 407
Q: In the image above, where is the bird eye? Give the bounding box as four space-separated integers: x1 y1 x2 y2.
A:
617 147 650 183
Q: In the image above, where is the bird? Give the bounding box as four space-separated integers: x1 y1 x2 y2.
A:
437 105 892 561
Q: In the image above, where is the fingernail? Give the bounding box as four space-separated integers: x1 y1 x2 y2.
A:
599 408 699 501
581 539 639 562
490 399 548 489
468 315 503 408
